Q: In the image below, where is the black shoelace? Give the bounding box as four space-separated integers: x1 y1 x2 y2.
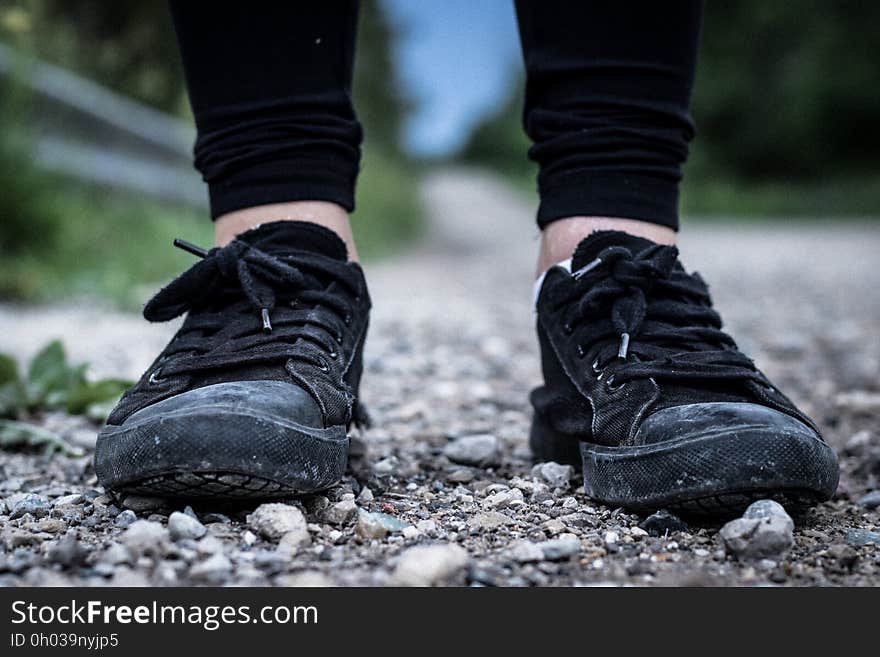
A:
556 243 761 388
141 238 360 379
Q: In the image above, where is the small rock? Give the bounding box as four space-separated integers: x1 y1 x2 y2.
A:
510 536 580 563
827 544 859 571
856 490 880 510
510 541 546 563
604 531 620 551
391 544 470 586
845 529 880 547
630 526 649 539
115 510 138 528
98 543 131 566
122 495 165 512
443 434 500 467
120 520 169 557
356 510 409 539
720 500 794 559
844 430 873 455
189 553 233 584
324 499 358 525
357 487 374 503
531 462 574 489
482 488 524 510
45 533 89 567
247 503 309 541
467 511 512 530
52 494 83 507
447 468 475 483
278 528 311 553
168 511 207 541
639 510 689 536
537 536 581 561
10 493 50 519
373 457 398 475
196 535 226 555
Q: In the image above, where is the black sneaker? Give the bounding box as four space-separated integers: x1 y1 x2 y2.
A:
530 231 839 515
95 221 370 499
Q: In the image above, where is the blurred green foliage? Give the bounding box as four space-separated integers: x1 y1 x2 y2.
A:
0 1 421 306
461 1 880 216
0 339 130 422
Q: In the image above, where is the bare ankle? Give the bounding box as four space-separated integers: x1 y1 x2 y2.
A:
214 201 358 261
536 216 676 277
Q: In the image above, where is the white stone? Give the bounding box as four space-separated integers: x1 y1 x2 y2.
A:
391 544 469 586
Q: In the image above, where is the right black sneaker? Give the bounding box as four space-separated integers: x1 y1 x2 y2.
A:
531 231 839 515
95 221 370 499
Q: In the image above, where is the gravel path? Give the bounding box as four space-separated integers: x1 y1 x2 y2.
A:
1 168 879 586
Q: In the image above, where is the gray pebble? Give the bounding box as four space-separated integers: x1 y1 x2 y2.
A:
531 462 574 489
120 520 169 557
52 494 83 507
324 499 358 526
845 529 880 547
99 543 131 566
856 490 880 510
391 543 470 586
247 503 309 543
443 434 500 467
720 500 794 559
639 509 688 537
115 510 138 528
168 511 207 541
45 533 88 567
356 510 410 539
10 494 50 519
515 536 581 562
189 553 233 584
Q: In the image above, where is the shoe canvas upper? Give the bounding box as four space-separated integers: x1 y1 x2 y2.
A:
106 221 370 429
532 231 821 447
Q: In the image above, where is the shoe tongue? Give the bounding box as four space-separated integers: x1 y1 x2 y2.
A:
235 220 348 261
570 230 657 271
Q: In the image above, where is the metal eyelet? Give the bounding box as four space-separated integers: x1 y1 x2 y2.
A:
148 368 166 385
328 350 339 359
317 357 330 373
576 345 586 359
591 357 604 376
605 374 625 392
344 313 353 326
335 333 344 345
563 323 573 336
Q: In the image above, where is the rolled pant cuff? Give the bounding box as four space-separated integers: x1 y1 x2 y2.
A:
536 172 680 231
207 160 356 219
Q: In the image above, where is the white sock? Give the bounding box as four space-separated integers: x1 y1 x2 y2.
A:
533 258 572 309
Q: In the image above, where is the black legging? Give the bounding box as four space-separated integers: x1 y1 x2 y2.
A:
169 1 702 231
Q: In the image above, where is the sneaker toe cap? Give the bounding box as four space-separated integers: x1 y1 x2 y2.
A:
636 402 820 446
123 379 325 429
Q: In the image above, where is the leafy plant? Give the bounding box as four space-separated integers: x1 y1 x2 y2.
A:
0 339 131 421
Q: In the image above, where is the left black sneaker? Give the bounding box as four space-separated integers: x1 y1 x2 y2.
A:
531 231 839 515
95 221 370 499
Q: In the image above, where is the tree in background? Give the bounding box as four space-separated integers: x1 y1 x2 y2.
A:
460 1 880 209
